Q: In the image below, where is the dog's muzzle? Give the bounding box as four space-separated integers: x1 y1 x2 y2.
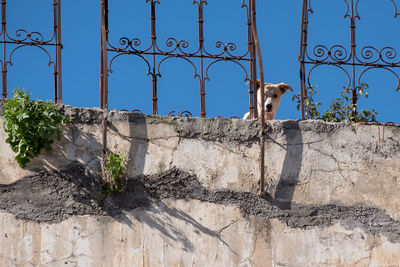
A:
266 104 273 112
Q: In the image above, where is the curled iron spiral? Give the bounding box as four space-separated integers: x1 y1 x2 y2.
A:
5 29 55 44
103 0 256 118
145 0 160 4
157 38 191 55
357 46 400 65
192 0 208 6
381 47 399 64
132 109 145 114
202 41 250 59
118 37 141 52
108 36 153 54
168 111 192 117
359 46 380 63
330 45 350 63
308 45 350 63
310 45 329 62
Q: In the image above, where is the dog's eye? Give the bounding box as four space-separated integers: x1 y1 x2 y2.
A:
273 94 278 99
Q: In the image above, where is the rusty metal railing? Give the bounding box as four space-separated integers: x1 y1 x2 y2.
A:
100 0 266 194
0 0 62 103
299 0 400 119
99 0 259 119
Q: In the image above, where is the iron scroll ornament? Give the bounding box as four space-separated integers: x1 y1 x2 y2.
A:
301 0 400 106
104 0 256 117
0 0 62 102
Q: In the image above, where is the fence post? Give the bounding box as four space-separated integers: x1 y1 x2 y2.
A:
246 3 257 119
299 0 308 120
52 0 59 103
349 0 358 117
100 0 108 110
150 0 158 115
56 0 62 104
1 0 6 99
197 1 206 118
100 0 109 172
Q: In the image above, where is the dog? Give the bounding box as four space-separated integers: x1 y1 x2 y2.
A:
243 81 293 120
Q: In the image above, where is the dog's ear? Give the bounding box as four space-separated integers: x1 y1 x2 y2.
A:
256 79 262 89
279 83 293 94
246 79 262 89
246 79 268 89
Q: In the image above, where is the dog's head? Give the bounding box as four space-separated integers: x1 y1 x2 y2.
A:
256 81 293 118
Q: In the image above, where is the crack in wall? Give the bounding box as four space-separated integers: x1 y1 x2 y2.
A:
169 136 182 169
306 144 348 181
239 231 257 266
218 219 240 235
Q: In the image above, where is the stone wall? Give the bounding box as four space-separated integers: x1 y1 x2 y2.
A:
0 101 400 266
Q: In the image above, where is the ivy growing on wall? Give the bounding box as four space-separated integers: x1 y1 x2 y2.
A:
2 88 70 168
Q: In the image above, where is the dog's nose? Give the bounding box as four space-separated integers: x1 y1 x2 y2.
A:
266 104 273 112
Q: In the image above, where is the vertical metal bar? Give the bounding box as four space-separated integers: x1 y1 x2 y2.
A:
52 0 58 104
100 0 108 109
198 1 206 118
350 0 357 117
100 0 109 173
250 0 265 195
299 0 308 120
246 5 255 119
251 36 258 119
150 0 158 115
57 0 62 104
1 0 6 99
100 0 104 108
104 0 109 109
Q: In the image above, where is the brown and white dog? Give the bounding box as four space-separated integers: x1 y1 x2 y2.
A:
243 81 293 120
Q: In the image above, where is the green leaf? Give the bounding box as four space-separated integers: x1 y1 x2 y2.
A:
2 88 69 168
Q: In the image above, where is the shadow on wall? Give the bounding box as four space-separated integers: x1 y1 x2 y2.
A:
105 115 229 253
107 114 149 178
271 121 303 209
2 107 224 253
25 124 103 173
100 177 231 254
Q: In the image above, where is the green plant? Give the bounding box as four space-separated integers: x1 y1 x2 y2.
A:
292 85 321 119
292 83 378 123
322 83 378 122
103 152 126 193
3 88 70 168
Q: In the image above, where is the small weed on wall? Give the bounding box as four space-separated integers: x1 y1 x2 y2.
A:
292 83 378 122
103 152 127 193
2 88 70 168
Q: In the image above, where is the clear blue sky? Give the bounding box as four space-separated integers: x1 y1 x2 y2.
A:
6 0 400 122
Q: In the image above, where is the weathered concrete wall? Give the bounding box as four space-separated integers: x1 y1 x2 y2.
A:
0 101 400 266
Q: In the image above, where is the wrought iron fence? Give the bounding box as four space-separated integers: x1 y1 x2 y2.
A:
299 0 400 119
100 0 259 119
0 0 62 103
